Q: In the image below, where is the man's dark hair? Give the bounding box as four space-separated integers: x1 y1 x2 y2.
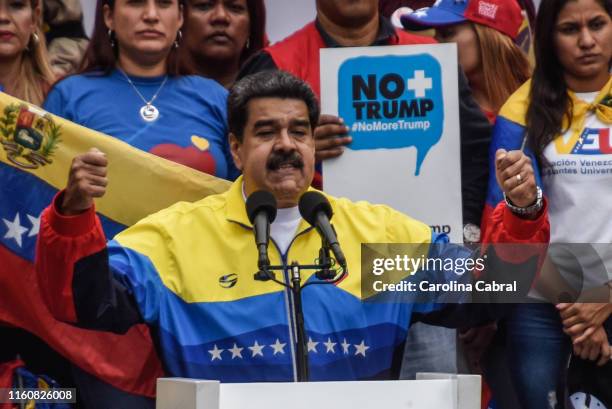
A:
228 71 320 142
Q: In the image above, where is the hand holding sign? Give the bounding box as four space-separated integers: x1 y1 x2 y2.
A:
314 114 353 161
495 149 537 210
61 148 108 215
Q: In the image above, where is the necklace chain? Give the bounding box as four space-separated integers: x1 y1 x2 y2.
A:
117 67 168 107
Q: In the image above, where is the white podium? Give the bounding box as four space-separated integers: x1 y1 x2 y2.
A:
156 374 481 409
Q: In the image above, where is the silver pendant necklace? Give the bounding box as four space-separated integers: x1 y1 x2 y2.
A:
117 67 169 122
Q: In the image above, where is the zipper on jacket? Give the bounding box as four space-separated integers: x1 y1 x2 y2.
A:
233 220 313 382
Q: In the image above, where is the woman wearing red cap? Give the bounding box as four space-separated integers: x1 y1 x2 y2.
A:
485 0 612 407
401 0 531 123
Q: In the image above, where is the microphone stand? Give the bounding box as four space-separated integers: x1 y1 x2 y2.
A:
253 242 347 382
290 262 309 382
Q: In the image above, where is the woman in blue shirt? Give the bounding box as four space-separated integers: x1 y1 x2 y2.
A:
44 0 239 180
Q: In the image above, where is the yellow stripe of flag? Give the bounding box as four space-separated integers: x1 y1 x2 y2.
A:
0 92 231 226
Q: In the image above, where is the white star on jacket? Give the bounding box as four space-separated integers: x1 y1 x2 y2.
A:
341 338 351 354
249 340 265 357
208 344 224 361
229 343 243 359
307 337 319 353
270 339 286 355
323 338 337 354
3 213 29 247
354 340 370 357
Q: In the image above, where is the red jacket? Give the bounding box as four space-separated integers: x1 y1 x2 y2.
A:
265 21 436 98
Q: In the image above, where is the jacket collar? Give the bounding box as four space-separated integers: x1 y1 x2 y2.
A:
225 176 323 234
225 176 252 227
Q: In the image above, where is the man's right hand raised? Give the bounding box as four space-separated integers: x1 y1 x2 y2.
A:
60 148 108 215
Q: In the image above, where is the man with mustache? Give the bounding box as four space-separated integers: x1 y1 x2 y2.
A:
267 151 304 173
36 71 547 383
239 0 494 379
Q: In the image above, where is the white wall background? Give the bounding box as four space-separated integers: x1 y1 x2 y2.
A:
263 0 315 43
82 0 96 35
81 0 542 42
81 0 317 44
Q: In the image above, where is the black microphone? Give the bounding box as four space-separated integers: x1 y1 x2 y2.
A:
246 190 277 271
298 191 347 268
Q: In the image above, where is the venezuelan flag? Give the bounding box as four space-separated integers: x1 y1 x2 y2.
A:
481 81 542 238
0 92 231 396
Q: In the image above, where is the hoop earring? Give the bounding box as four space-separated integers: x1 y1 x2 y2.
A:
173 30 182 49
25 32 39 52
245 38 250 49
108 29 116 48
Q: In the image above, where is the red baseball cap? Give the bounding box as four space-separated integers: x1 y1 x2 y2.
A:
401 0 524 40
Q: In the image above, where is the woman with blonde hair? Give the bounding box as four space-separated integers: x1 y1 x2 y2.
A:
465 22 531 119
0 0 55 105
402 0 530 122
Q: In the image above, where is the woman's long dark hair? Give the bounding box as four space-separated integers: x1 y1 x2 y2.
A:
526 0 612 166
241 0 267 63
79 0 188 75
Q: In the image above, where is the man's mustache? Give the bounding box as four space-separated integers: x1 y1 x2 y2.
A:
267 151 304 171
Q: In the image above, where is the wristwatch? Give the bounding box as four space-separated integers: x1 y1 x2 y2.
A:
463 223 481 243
504 186 543 216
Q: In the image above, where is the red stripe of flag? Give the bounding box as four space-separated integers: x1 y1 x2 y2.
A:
0 244 163 397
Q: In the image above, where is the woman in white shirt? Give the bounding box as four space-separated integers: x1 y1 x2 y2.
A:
485 0 612 407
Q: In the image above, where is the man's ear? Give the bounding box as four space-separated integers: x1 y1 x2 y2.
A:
229 133 243 171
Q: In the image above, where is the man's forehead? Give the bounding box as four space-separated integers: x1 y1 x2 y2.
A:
245 97 310 125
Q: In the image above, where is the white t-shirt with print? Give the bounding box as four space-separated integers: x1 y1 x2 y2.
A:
541 91 612 289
